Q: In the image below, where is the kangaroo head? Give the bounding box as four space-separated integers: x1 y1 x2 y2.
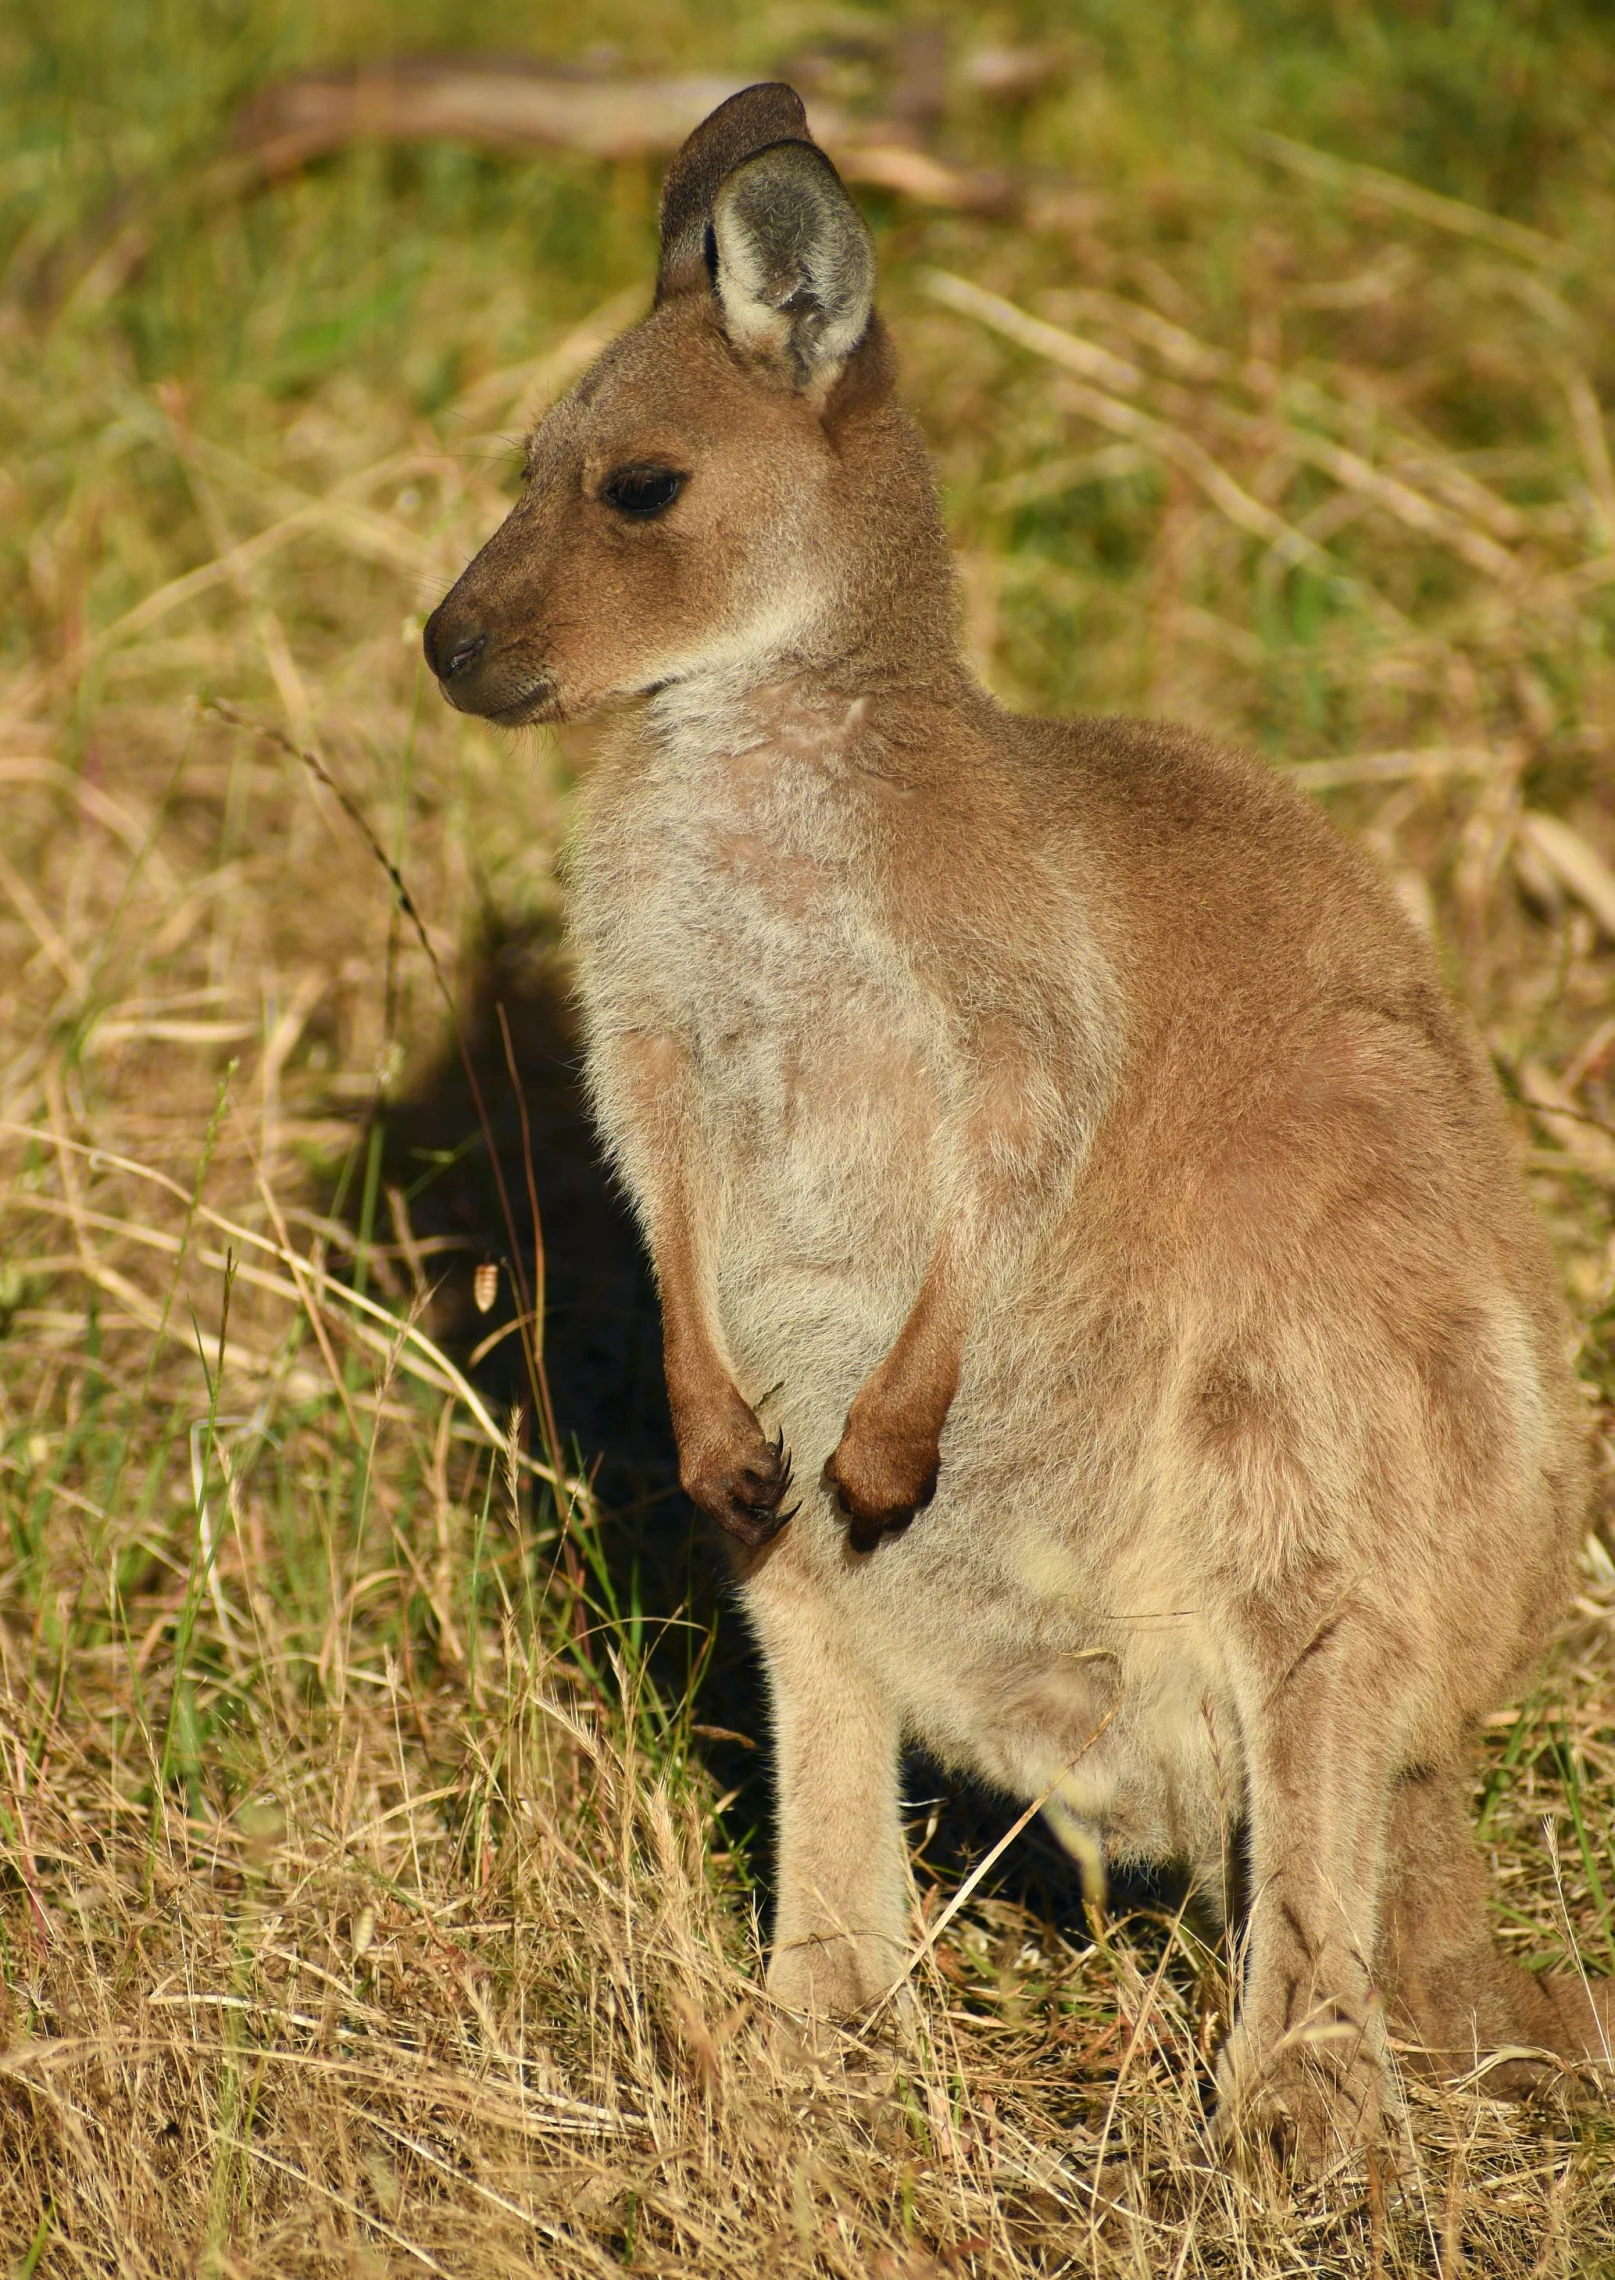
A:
423 83 952 725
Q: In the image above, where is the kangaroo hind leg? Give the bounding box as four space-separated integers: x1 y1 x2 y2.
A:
1378 1760 1615 2090
1216 1597 1399 2176
747 1582 910 2035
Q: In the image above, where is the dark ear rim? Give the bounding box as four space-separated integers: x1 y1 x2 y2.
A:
657 82 813 303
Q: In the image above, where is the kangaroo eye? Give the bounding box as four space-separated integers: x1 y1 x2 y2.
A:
601 465 684 519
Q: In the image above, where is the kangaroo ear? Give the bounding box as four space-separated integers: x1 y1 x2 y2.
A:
657 83 813 302
711 140 876 388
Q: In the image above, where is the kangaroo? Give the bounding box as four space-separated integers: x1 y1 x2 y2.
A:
424 84 1612 2170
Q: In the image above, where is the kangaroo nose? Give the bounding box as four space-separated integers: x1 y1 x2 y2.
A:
422 603 486 684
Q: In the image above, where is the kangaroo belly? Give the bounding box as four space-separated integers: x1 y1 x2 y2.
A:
744 1491 1242 1877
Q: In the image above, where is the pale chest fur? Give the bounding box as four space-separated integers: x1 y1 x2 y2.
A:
572 683 948 1361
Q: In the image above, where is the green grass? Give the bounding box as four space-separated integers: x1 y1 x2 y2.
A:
1 2 1614 2271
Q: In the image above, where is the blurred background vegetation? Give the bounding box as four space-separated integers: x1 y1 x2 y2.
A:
2 4 1614 2272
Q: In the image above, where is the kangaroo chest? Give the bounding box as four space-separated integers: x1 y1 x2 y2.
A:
576 693 949 1280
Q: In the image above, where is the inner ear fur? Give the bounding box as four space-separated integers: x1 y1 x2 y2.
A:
711 141 876 389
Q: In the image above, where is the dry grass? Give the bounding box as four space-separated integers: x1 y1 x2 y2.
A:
2 5 1614 2272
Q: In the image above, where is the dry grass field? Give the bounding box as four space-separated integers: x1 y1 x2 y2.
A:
2 2 1614 2271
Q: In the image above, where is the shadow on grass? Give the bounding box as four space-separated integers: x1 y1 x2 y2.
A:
358 921 1177 1945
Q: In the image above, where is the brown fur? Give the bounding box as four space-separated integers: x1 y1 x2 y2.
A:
424 86 1608 2172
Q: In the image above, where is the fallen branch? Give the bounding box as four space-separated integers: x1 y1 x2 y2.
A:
24 56 1018 319
231 57 1018 216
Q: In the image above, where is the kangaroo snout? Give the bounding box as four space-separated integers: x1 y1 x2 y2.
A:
422 576 555 724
